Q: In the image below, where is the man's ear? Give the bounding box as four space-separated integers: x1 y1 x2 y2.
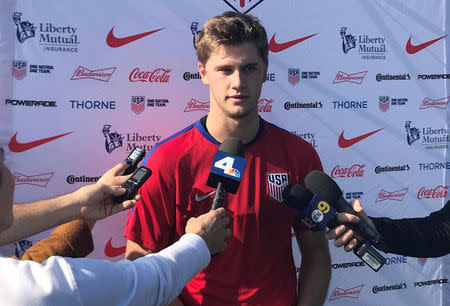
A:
198 62 209 85
262 63 268 83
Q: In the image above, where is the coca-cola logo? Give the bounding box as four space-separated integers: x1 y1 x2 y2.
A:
13 171 54 187
129 67 171 83
417 185 448 199
257 98 273 112
71 66 116 82
375 188 408 202
329 284 364 300
333 71 367 84
331 164 365 178
184 99 209 112
419 96 449 110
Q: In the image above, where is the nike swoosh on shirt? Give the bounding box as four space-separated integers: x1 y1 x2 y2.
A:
269 33 317 53
405 35 446 54
195 191 215 202
104 238 126 257
338 128 383 148
106 26 164 48
8 131 73 153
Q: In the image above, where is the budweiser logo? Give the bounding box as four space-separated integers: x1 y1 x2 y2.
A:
417 185 448 199
375 188 408 202
129 67 171 83
333 71 367 84
13 172 54 187
71 66 116 82
419 96 449 110
331 164 365 178
258 98 273 112
184 99 209 112
329 284 364 300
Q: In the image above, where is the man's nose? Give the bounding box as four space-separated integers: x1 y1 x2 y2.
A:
231 70 244 89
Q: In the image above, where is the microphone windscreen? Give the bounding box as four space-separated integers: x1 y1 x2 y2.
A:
305 170 342 202
283 184 314 211
219 137 245 157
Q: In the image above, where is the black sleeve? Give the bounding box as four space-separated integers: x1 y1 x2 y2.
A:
370 201 450 258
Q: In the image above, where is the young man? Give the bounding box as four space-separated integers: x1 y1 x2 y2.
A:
0 150 231 305
125 11 331 306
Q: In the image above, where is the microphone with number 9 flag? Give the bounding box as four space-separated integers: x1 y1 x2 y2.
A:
282 183 386 271
207 137 246 210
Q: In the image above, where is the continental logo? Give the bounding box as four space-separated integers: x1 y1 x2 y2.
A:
66 175 101 184
375 164 410 174
372 283 407 294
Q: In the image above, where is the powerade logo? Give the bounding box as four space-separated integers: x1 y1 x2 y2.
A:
212 151 246 180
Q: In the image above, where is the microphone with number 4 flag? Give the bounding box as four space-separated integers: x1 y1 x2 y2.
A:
207 137 246 210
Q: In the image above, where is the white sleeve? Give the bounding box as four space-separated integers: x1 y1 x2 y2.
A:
0 234 210 306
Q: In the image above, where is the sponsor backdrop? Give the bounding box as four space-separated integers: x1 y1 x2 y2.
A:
1 0 449 305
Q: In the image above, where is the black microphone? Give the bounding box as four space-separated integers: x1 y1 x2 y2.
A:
206 137 246 210
284 182 386 272
305 170 385 248
283 183 340 231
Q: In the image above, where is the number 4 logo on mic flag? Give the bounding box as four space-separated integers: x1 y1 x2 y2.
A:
267 173 289 203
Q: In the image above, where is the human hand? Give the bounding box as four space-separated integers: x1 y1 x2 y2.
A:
74 163 141 221
185 208 231 255
325 200 374 252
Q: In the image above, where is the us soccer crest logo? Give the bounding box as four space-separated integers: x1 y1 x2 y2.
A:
12 60 27 80
379 96 390 112
288 68 300 86
267 173 289 203
131 96 145 114
222 0 265 14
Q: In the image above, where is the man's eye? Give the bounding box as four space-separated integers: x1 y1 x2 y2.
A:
243 66 256 71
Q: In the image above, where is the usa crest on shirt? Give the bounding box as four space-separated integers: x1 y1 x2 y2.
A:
267 173 289 203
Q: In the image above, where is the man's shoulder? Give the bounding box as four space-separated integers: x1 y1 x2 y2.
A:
263 120 313 148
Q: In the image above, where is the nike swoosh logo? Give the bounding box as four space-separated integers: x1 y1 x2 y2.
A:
8 131 73 153
195 191 215 202
106 26 164 48
405 35 446 54
338 129 383 148
269 33 318 53
104 238 126 257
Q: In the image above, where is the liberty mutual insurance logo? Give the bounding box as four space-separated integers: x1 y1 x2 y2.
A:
340 27 356 54
190 22 201 48
340 26 387 60
102 125 123 154
13 12 36 43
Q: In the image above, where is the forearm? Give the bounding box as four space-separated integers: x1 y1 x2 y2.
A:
0 192 80 246
297 251 331 306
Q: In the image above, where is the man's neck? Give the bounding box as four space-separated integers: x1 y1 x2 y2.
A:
205 112 260 144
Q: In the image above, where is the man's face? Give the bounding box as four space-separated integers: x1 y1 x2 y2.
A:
0 150 14 232
198 42 267 120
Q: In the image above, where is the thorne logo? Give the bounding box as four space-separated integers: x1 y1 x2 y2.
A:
13 12 79 53
376 188 408 202
417 185 448 199
331 164 365 178
129 67 171 83
419 96 449 110
71 66 116 82
185 99 210 112
333 71 367 84
329 284 364 301
14 172 54 187
340 27 387 60
332 100 367 109
258 99 273 112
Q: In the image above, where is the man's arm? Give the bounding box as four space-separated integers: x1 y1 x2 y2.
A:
294 226 331 306
0 163 139 246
